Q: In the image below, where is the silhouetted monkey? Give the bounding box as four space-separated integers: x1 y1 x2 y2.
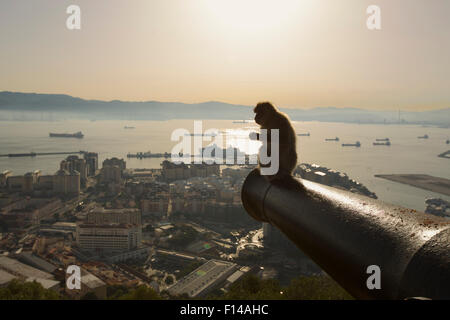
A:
251 102 304 190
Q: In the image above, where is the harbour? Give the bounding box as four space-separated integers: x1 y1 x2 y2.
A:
0 151 86 158
1 119 449 212
375 174 450 197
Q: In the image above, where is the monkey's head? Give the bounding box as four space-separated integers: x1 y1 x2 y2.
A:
254 102 278 127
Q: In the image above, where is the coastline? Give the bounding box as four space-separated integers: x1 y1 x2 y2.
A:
375 174 450 197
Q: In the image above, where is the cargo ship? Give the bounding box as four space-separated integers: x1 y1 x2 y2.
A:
376 138 390 142
373 141 391 146
232 120 249 124
127 151 172 159
342 141 361 147
49 131 84 138
325 137 339 141
418 134 429 139
185 133 218 137
297 133 310 137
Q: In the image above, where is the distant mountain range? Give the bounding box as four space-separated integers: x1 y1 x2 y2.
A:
0 91 449 126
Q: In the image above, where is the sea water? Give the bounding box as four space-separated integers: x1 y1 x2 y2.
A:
0 119 449 211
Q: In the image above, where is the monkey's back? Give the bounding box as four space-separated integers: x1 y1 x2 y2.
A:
273 111 298 175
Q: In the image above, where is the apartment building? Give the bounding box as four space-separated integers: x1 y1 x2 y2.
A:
76 224 142 252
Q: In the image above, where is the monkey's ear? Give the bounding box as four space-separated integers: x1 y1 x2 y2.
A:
255 102 267 113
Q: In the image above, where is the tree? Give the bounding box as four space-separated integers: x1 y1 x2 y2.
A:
81 292 99 300
107 285 130 300
165 276 174 285
0 280 59 300
221 274 283 300
168 225 198 248
0 219 8 232
118 285 162 300
284 275 352 300
143 224 154 233
220 274 352 300
176 261 203 279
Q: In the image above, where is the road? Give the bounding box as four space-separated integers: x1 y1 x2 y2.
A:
223 227 263 259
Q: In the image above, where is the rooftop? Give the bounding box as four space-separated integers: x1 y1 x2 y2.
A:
0 269 17 286
77 223 135 229
18 252 58 274
26 278 60 290
168 259 236 298
81 272 106 289
0 256 54 280
52 222 77 228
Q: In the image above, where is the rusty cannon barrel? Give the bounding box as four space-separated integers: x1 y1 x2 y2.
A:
241 169 450 300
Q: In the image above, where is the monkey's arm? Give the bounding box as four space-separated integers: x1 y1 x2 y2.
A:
250 128 276 143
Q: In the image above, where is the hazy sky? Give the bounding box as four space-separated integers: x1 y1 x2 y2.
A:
0 0 449 110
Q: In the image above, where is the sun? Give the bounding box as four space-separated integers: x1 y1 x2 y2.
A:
203 0 307 33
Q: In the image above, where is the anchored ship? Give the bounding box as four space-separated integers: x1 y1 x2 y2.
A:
418 134 429 139
373 141 391 146
376 138 390 142
49 131 84 138
297 133 310 137
185 133 218 137
127 151 173 159
325 137 339 141
342 141 361 147
232 120 249 124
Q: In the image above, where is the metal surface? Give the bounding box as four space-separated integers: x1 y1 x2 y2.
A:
241 169 450 300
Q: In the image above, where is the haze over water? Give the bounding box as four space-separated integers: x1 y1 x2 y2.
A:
0 119 449 211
